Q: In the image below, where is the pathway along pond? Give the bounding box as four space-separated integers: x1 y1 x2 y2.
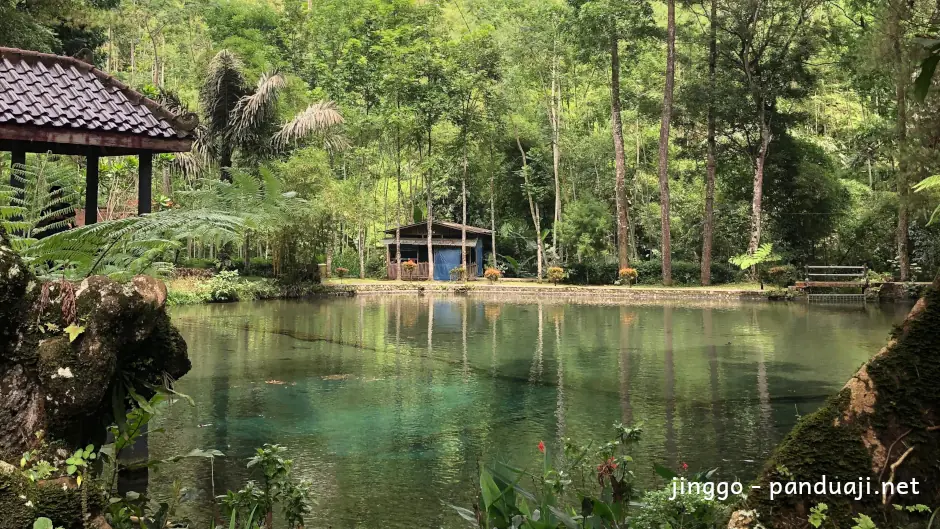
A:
150 296 911 527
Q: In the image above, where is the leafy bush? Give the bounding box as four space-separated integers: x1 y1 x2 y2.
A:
206 270 242 302
334 267 349 279
178 258 217 270
766 265 798 288
630 487 731 529
453 423 644 528
631 260 740 286
566 256 618 285
484 267 502 282
331 249 385 279
547 266 565 285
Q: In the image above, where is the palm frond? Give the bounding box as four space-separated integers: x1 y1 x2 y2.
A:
231 72 286 143
274 101 345 148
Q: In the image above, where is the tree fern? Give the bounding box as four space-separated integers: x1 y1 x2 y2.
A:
729 243 780 270
0 156 80 253
1 157 301 281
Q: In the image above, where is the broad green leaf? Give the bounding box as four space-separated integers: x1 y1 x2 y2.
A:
915 54 940 103
480 468 501 510
653 463 678 481
64 323 85 343
33 519 54 529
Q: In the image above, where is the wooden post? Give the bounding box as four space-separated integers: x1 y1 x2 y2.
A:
85 154 99 225
138 153 152 214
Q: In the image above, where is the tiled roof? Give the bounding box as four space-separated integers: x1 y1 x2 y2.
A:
384 220 493 235
0 47 197 139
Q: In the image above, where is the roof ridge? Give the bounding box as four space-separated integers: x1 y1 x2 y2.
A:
0 47 198 137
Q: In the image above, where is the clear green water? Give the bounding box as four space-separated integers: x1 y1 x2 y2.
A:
150 296 909 528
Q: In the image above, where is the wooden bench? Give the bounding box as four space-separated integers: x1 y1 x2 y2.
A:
796 266 869 302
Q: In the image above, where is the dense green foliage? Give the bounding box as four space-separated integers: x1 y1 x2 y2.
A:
2 0 940 284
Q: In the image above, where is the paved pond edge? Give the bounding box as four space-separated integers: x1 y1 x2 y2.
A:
320 282 768 301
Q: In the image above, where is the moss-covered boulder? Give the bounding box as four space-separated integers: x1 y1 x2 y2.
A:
0 226 191 528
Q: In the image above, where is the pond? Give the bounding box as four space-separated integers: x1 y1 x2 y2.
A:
150 295 910 528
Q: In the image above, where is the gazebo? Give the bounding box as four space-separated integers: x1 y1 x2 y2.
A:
0 47 197 224
383 220 493 280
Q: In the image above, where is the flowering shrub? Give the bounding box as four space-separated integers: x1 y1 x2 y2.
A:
335 267 349 281
484 268 502 282
618 267 638 286
547 266 565 285
450 266 467 281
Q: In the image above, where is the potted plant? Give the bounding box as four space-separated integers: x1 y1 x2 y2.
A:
450 266 467 282
618 267 638 286
484 267 502 283
402 259 418 280
547 266 565 285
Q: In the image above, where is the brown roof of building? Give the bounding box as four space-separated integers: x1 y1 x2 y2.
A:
384 220 493 236
0 47 197 140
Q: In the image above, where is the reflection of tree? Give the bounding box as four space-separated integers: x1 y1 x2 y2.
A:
618 306 633 425
664 306 677 467
484 304 501 323
753 305 772 438
554 310 566 442
704 308 726 457
490 309 498 377
528 302 544 383
462 299 469 381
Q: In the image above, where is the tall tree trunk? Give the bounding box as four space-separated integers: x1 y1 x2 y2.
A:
657 0 676 286
461 141 468 281
395 116 402 281
161 164 171 196
358 223 365 280
701 0 718 286
515 128 544 282
426 128 435 281
610 25 631 270
490 142 497 266
747 107 772 257
550 49 562 251
325 227 333 279
892 0 911 281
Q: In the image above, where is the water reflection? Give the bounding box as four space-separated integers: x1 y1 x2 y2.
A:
152 296 909 528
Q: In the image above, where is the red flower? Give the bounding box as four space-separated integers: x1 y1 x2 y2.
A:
681 462 689 471
537 441 545 453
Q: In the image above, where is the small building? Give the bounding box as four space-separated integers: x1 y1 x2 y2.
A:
383 221 493 280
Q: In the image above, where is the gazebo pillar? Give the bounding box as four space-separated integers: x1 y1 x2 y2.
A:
85 154 99 225
138 153 152 214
